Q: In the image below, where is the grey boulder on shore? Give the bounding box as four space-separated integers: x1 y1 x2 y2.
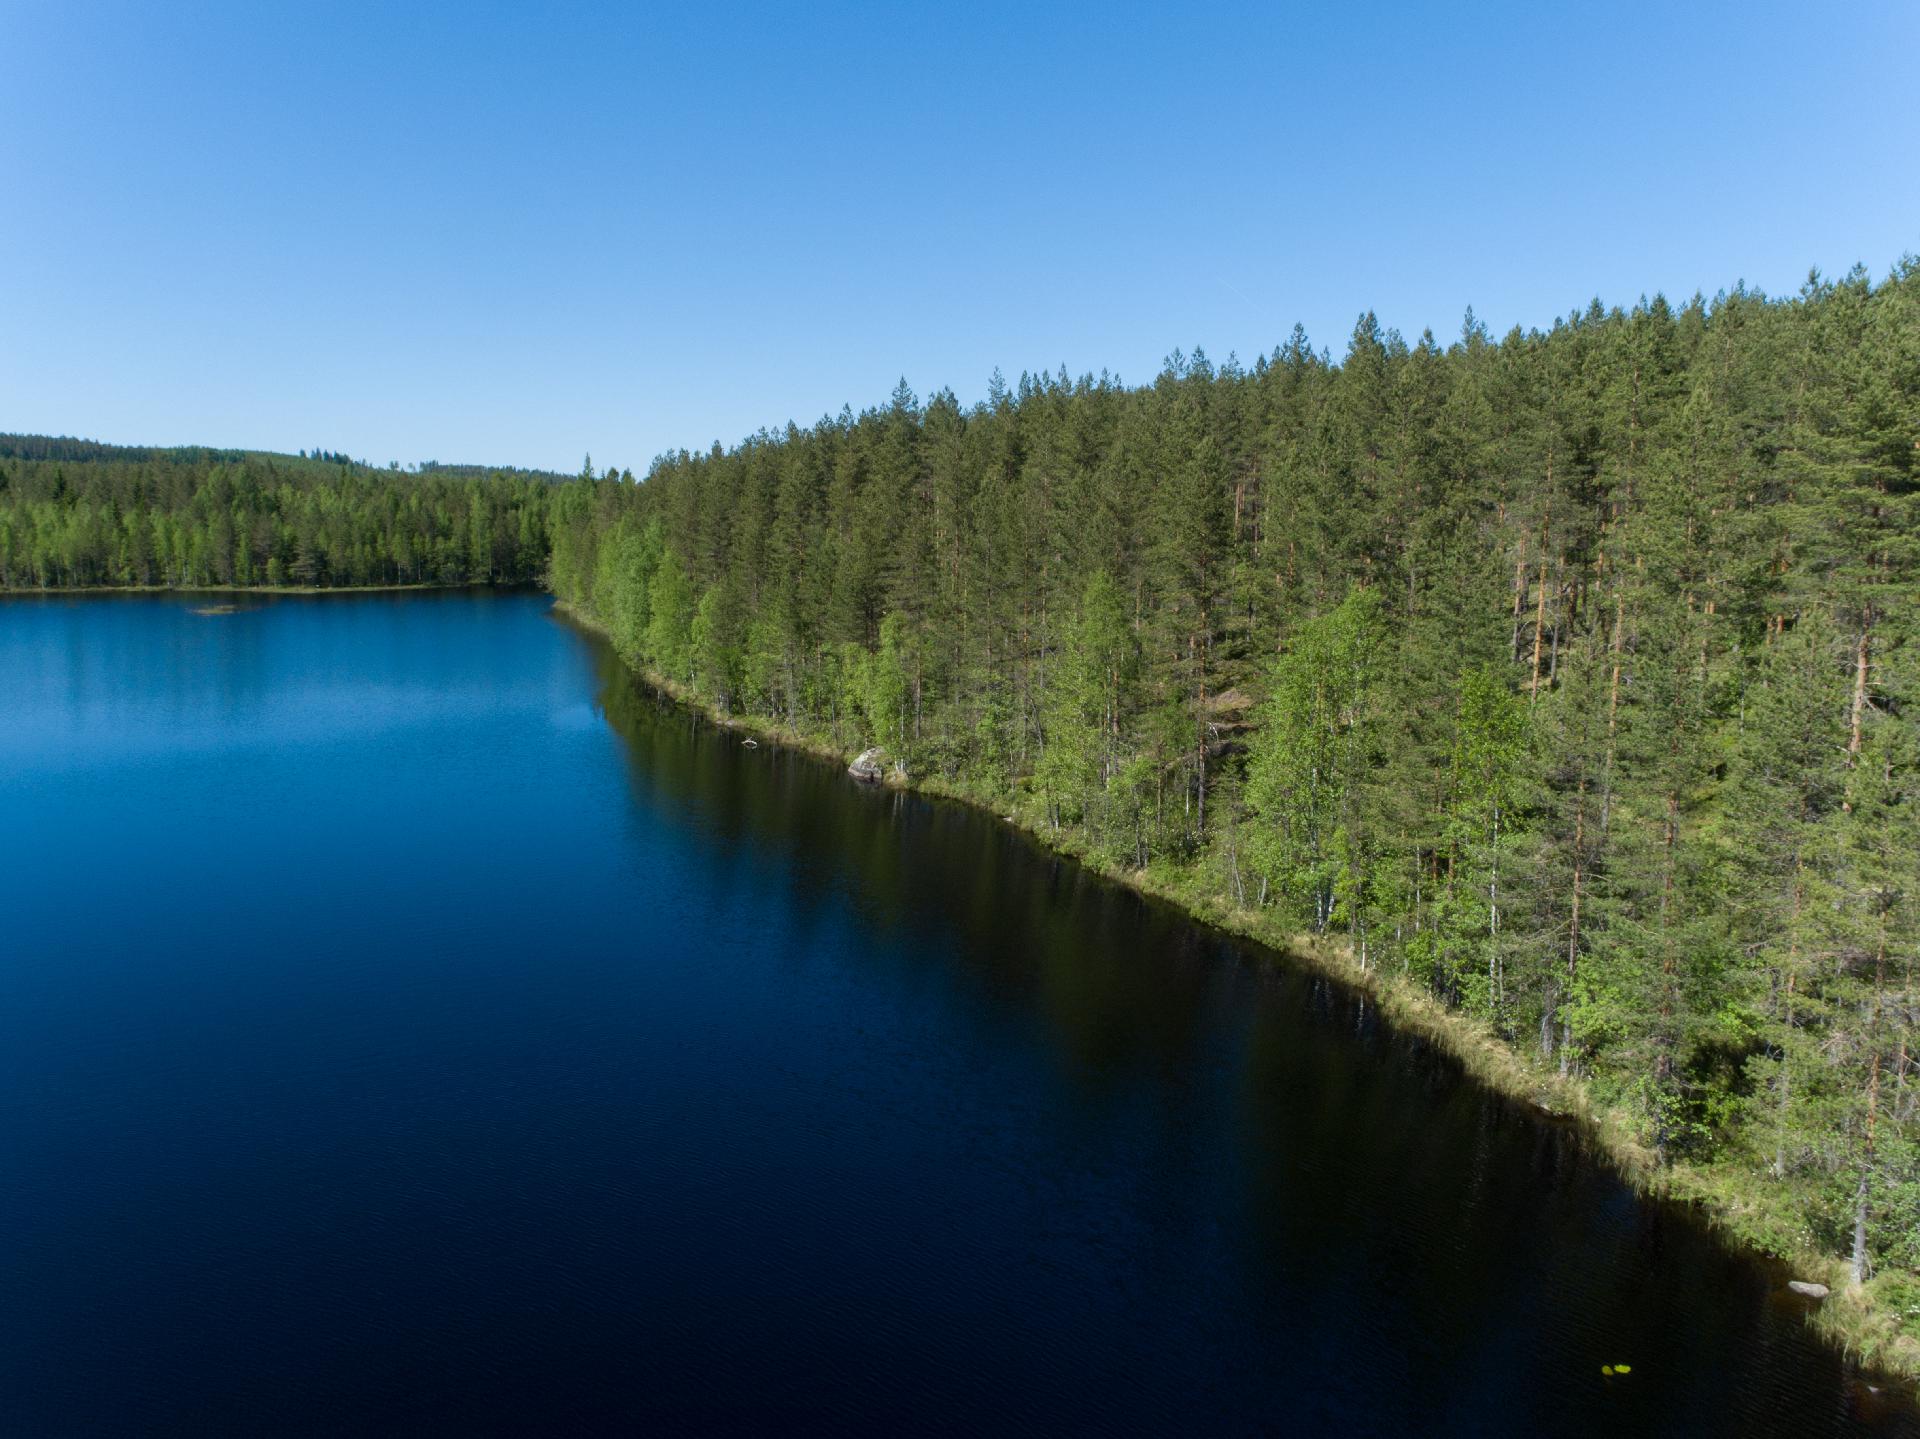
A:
848 748 886 782
1787 1280 1830 1300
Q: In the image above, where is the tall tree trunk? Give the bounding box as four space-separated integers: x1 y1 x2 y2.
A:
1847 617 1872 769
1851 915 1889 1289
1773 971 1796 1178
1600 593 1625 837
1653 782 1680 1158
1850 1048 1881 1290
1559 779 1587 1073
1529 490 1552 703
1510 531 1529 662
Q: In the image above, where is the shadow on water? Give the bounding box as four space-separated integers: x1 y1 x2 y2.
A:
577 617 1919 1438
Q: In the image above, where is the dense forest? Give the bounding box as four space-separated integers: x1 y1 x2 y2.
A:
6 260 1915 1359
0 438 565 588
546 263 1920 1335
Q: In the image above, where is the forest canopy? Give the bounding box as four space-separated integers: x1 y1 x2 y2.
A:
548 261 1920 1318
0 439 567 588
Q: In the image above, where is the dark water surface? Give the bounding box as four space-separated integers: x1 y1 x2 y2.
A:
1 591 1911 1436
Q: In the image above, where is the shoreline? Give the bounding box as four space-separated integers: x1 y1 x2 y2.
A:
555 598 1920 1396
0 581 518 597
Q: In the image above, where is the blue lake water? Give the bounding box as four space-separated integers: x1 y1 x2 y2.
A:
1 591 1912 1436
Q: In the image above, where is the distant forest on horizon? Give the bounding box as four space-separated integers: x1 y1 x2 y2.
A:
5 258 1917 1353
0 435 569 588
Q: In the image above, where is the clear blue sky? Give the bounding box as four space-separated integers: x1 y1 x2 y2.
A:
5 1 1916 473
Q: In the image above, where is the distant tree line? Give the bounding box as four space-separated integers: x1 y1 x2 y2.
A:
0 434 249 466
0 441 554 587
550 263 1919 1307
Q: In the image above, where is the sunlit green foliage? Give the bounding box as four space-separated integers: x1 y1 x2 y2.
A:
0 437 556 588
551 263 1919 1294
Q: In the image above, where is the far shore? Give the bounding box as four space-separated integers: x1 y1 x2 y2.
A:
0 581 537 597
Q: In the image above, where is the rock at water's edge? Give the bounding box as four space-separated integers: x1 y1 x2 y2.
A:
848 748 886 782
1787 1280 1830 1300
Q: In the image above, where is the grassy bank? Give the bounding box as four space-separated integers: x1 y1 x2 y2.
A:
558 600 1920 1394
